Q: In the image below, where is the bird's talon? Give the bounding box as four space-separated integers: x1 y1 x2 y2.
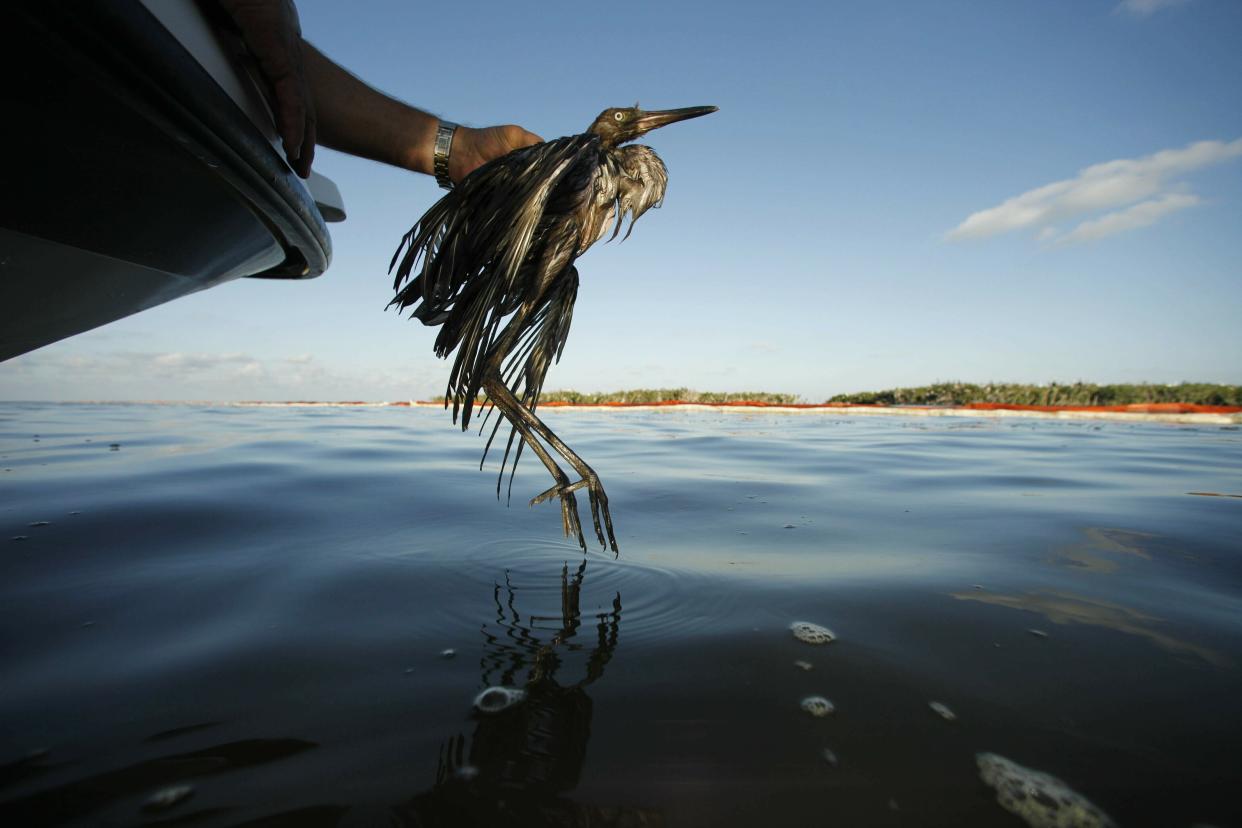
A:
530 484 562 508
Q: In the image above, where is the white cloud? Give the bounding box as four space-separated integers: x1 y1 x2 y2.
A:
1116 0 1191 17
151 351 263 378
947 138 1242 244
0 350 434 402
1060 193 1201 243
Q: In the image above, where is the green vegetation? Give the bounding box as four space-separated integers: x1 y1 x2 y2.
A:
826 382 1242 407
537 388 801 405
469 383 1240 407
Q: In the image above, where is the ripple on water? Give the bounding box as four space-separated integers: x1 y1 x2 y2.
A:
410 536 759 649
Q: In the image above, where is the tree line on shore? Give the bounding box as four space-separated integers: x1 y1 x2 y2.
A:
537 388 800 405
826 382 1241 406
531 383 1240 406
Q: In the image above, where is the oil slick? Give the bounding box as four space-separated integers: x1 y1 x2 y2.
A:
950 588 1230 667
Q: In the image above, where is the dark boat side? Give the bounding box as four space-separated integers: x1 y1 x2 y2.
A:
0 0 340 361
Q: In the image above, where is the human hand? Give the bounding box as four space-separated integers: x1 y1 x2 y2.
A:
218 0 315 177
449 125 543 183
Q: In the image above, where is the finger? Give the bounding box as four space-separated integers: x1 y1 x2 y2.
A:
498 125 541 153
507 126 542 149
297 99 316 178
274 76 305 167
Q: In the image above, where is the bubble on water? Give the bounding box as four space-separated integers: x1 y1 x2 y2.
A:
473 686 526 715
977 752 1115 828
440 648 457 659
929 701 957 721
800 696 835 717
790 621 835 645
142 784 194 812
794 660 813 671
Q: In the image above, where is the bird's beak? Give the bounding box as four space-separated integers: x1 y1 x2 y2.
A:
633 106 718 134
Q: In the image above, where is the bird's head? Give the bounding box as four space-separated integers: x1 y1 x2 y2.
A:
588 104 718 148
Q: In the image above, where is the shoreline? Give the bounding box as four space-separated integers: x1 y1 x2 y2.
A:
32 399 1241 425
528 402 1242 425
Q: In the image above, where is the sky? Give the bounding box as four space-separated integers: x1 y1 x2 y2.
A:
3 0 1241 402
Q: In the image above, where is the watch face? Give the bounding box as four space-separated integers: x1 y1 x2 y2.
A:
434 123 457 188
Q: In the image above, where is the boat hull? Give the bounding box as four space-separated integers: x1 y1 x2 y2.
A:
1 0 336 360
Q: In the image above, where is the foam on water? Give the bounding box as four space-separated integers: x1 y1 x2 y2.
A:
800 696 835 717
790 621 836 645
472 686 526 715
977 753 1115 828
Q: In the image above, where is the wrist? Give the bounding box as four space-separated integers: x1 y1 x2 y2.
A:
447 126 479 183
399 111 440 177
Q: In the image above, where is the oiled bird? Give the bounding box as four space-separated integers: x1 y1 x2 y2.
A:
389 104 717 553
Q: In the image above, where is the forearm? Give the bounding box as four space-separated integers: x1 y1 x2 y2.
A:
301 39 436 175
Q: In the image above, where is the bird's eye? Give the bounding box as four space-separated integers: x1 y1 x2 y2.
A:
613 112 625 121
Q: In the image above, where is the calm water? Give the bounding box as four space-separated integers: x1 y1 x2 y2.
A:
1 403 1240 827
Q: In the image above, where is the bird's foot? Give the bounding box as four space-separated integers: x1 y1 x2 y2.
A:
531 474 618 554
531 481 586 551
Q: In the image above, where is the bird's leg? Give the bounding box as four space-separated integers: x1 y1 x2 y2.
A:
481 372 588 550
529 430 617 554
483 372 618 554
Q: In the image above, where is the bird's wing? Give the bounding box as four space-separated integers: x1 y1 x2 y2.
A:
389 134 596 334
388 133 599 423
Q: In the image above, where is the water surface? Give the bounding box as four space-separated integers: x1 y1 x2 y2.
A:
1 403 1240 826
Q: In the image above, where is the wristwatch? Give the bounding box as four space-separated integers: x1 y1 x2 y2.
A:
434 120 458 190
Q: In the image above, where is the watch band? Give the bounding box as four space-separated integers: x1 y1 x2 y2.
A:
433 120 458 190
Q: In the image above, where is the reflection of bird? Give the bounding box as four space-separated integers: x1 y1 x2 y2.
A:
397 563 635 826
390 105 717 553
